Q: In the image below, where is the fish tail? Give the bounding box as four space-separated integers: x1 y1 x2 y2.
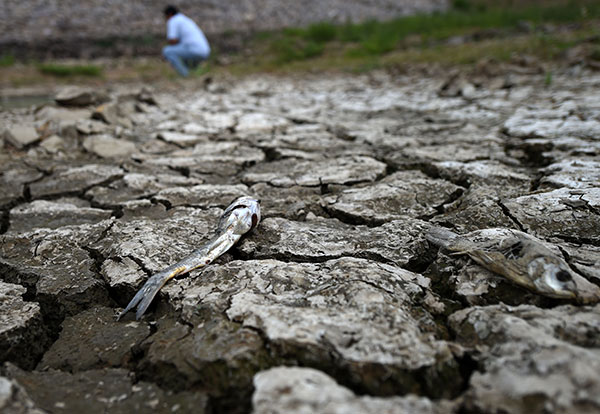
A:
426 227 459 248
134 272 172 320
117 283 147 320
117 267 182 320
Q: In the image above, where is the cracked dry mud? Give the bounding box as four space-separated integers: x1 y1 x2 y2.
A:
1 66 600 414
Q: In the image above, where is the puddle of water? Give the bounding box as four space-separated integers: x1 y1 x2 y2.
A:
0 94 54 110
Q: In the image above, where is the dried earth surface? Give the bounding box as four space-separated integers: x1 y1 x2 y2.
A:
1 63 600 413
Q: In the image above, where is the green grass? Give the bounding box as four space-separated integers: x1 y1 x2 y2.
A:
94 34 160 49
270 37 325 63
253 0 600 64
223 21 596 77
590 45 600 61
381 33 577 66
191 62 212 76
37 63 103 77
305 22 337 43
0 54 16 67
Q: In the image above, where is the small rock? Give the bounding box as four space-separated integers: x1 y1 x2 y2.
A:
39 135 65 154
238 216 432 266
439 73 473 98
136 87 157 105
136 139 178 155
255 127 360 157
242 156 386 187
139 316 269 398
450 304 600 413
155 120 179 131
101 257 148 303
461 82 477 99
120 199 168 221
55 86 108 107
9 200 112 232
249 183 322 219
323 170 463 224
35 106 91 125
83 135 136 158
235 112 290 132
153 184 249 208
252 367 456 414
0 282 48 370
92 102 133 128
29 164 124 198
503 187 600 243
38 306 150 372
201 112 237 130
558 243 600 284
391 141 504 165
540 158 600 189
2 126 39 149
85 172 202 207
176 112 235 134
0 224 112 321
76 119 110 135
432 186 519 232
133 141 265 176
157 131 207 146
432 160 531 196
0 163 44 207
4 364 208 414
181 122 216 135
0 376 45 414
504 107 600 139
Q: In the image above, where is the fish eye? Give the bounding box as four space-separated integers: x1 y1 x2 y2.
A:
555 270 572 282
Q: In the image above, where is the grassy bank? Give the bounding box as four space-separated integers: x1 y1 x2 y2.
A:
239 0 599 71
37 63 103 77
264 0 597 61
0 0 599 86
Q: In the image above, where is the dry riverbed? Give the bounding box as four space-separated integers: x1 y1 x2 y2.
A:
1 61 600 413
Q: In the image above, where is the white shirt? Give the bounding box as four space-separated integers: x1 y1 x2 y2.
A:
167 13 210 54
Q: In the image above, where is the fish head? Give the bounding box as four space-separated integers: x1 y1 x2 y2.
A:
234 196 261 229
220 196 261 235
528 256 577 299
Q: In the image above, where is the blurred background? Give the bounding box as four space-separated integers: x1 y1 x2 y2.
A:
0 0 598 86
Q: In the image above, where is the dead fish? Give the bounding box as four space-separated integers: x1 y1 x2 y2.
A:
118 196 261 320
426 227 583 301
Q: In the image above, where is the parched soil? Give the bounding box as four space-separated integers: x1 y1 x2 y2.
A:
1 60 600 414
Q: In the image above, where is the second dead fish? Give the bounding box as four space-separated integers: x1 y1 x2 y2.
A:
426 227 598 303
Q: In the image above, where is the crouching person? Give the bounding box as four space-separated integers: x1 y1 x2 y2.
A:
162 5 210 77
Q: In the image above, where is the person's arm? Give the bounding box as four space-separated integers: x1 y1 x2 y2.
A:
166 16 179 45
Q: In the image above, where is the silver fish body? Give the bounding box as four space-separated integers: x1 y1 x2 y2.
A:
118 196 260 320
426 227 578 300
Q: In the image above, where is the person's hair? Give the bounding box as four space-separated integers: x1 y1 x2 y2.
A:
164 5 178 16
